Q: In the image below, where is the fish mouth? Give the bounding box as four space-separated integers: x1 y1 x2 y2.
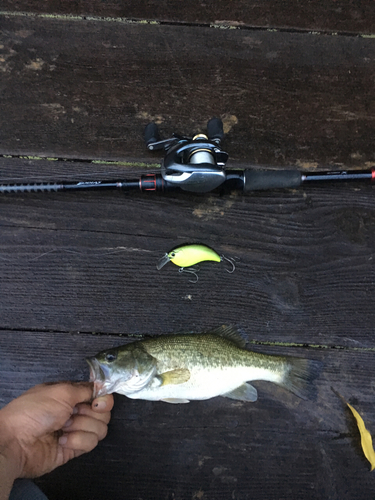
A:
86 357 106 381
86 357 109 397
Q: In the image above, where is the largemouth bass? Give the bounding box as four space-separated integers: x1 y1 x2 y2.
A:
87 327 320 403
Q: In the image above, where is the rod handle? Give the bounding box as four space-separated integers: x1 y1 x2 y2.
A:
243 169 302 192
0 183 62 193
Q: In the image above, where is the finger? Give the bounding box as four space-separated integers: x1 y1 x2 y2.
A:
61 382 94 407
92 394 114 412
27 381 93 400
62 414 108 441
74 403 112 425
73 394 114 415
46 382 94 409
59 430 99 454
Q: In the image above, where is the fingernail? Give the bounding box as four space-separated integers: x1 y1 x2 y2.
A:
72 406 79 414
59 435 68 445
93 399 106 410
63 418 73 428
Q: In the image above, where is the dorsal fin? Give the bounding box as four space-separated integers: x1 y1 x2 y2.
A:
207 325 247 348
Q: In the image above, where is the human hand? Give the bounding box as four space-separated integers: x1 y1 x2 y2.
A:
0 382 113 481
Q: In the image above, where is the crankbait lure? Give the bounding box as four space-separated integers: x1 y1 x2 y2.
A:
157 244 235 282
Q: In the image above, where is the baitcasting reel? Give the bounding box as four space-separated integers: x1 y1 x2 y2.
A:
145 118 230 193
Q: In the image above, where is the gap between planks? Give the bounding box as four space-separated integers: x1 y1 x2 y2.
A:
1 9 375 38
2 327 375 352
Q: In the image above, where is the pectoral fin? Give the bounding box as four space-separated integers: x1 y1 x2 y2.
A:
161 398 190 404
222 383 258 402
158 368 191 386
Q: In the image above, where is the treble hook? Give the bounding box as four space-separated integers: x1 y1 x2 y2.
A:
179 267 199 283
220 255 236 273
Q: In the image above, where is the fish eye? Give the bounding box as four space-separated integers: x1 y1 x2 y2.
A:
105 352 117 362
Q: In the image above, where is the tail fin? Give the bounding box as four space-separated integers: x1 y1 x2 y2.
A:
281 357 322 400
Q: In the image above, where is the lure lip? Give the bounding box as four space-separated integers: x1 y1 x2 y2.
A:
156 253 170 270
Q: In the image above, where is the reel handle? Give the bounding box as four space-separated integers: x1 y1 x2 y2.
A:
144 123 180 151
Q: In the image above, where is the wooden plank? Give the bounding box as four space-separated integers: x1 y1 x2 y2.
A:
1 1 375 34
1 158 375 347
1 16 375 166
1 329 375 499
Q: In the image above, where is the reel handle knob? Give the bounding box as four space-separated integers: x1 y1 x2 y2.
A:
207 118 224 144
144 122 161 149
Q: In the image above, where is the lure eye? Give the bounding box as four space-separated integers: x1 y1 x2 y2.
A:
171 252 176 257
105 352 117 362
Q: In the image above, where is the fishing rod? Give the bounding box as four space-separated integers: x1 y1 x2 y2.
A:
0 118 374 195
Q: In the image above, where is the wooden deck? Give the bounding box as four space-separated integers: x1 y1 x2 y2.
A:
1 3 375 499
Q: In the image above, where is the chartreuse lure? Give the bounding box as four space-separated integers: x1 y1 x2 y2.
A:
157 244 235 282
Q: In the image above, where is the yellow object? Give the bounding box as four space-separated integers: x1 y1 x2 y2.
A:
159 368 191 386
157 244 221 270
347 402 375 471
169 244 221 267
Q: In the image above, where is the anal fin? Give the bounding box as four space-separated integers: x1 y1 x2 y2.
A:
222 383 258 402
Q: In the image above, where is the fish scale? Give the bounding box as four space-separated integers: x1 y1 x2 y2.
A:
87 327 321 404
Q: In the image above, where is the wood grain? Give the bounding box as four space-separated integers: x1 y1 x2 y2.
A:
1 6 375 500
1 329 375 499
1 1 375 34
1 159 375 347
1 16 374 166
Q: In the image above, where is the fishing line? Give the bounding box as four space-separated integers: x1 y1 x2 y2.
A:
0 246 154 263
